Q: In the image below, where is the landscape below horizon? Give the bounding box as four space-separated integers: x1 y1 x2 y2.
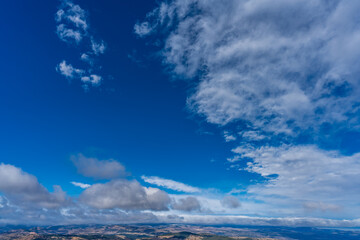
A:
1 224 360 240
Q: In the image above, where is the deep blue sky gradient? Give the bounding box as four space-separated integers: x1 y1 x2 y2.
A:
0 0 260 196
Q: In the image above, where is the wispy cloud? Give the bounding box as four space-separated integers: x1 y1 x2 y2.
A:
233 145 360 216
135 0 360 136
80 74 102 86
56 60 84 79
55 0 107 90
91 39 106 55
55 0 87 44
223 131 236 142
134 22 154 37
70 181 91 189
142 176 201 193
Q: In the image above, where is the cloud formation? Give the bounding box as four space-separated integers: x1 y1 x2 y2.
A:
172 197 201 212
55 0 87 44
0 163 67 209
221 195 241 209
135 0 360 136
71 181 91 189
56 60 84 79
223 131 236 142
232 145 360 216
135 0 360 219
55 0 106 90
71 154 127 180
142 176 201 193
79 179 170 211
1 160 360 227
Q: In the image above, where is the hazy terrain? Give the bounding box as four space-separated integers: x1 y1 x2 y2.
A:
0 224 359 240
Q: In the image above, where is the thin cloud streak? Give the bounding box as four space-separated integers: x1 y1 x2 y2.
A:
142 176 202 193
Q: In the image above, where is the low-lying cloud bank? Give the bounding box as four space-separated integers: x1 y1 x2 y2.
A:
1 159 360 227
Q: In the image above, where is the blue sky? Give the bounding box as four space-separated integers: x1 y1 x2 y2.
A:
1 0 360 227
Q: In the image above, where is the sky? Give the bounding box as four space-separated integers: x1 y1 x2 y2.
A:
1 0 360 227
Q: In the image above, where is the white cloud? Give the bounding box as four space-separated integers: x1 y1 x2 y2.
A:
56 60 84 79
91 39 106 55
136 0 360 136
56 60 103 89
56 24 83 44
71 181 91 189
55 0 105 90
55 0 88 44
226 155 240 163
1 161 360 226
223 131 236 142
134 22 153 37
136 0 360 220
79 179 170 211
0 163 68 209
71 154 127 180
80 53 93 64
81 74 102 86
231 145 360 217
240 130 267 141
142 176 201 193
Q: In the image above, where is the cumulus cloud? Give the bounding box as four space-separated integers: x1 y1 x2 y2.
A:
71 154 127 180
55 0 106 90
221 195 241 209
0 163 68 209
142 176 201 193
172 196 201 212
79 179 170 211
